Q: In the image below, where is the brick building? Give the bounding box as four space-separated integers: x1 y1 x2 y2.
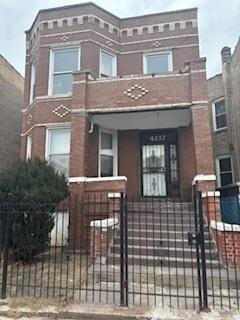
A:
208 38 240 188
0 55 24 171
20 2 215 199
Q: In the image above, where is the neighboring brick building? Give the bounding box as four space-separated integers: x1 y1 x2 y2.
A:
20 2 215 199
208 38 240 188
0 55 24 170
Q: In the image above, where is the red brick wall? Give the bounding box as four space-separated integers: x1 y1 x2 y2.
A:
118 130 140 197
178 126 196 200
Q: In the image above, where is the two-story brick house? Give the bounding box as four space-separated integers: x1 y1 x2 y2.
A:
0 55 24 170
20 2 215 200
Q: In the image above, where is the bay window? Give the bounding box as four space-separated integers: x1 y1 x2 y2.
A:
49 47 80 95
46 128 71 177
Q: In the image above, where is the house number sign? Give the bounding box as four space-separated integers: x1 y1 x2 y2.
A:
149 135 166 143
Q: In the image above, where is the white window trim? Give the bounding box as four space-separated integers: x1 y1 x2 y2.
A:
212 98 227 132
29 63 36 104
99 49 117 78
143 51 173 74
48 46 81 96
216 155 234 187
45 126 71 162
26 135 32 160
98 127 118 177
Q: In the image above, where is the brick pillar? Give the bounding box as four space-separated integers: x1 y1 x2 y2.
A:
211 222 240 268
202 191 221 222
191 106 215 185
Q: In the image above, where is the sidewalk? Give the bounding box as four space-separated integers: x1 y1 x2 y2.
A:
0 298 239 319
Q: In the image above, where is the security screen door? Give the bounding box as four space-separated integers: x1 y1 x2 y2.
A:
142 144 166 196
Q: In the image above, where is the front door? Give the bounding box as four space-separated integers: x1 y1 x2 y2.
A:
142 144 166 196
141 130 179 197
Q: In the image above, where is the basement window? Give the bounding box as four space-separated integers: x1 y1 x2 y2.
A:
143 51 172 74
100 50 117 77
49 47 80 95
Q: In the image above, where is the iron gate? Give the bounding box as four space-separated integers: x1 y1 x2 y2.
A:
0 192 240 310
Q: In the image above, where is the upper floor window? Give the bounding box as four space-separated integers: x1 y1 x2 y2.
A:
216 156 233 187
143 51 172 74
100 50 117 77
49 47 80 95
29 63 36 103
46 127 71 177
212 99 227 131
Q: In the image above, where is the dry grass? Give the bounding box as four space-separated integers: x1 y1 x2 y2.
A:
1 247 94 300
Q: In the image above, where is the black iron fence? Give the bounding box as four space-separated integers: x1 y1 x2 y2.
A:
0 192 240 310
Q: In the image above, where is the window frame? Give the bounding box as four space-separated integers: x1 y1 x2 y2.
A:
48 46 81 96
26 135 32 160
99 49 117 78
29 63 36 104
143 51 173 74
98 127 118 177
212 98 227 132
45 126 71 177
216 155 234 187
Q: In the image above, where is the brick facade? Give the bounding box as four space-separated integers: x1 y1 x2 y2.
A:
0 55 24 170
208 38 240 186
20 3 214 200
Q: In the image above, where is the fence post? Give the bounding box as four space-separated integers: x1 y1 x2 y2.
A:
1 194 12 299
193 188 203 310
198 191 209 310
120 192 128 306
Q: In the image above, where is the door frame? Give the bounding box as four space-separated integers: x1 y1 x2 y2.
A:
140 129 179 197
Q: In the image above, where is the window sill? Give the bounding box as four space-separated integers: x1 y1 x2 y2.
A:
47 93 72 99
214 127 227 133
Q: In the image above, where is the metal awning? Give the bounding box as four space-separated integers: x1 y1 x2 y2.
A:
90 108 191 130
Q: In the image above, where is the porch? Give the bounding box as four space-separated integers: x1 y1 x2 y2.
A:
86 107 194 200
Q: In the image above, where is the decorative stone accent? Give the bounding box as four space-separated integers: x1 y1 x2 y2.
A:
27 113 33 126
153 41 162 48
124 84 149 100
106 40 113 47
60 35 69 42
52 105 71 118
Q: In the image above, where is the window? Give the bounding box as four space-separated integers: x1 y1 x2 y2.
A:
100 50 117 77
212 99 227 131
216 156 233 187
144 51 172 74
29 63 36 103
46 128 71 177
49 47 80 95
26 135 32 160
99 129 118 177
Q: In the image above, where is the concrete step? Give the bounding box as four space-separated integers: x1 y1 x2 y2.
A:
107 254 220 269
110 244 219 260
114 229 211 240
113 237 216 249
126 222 200 232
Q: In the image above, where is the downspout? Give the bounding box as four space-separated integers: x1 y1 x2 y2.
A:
89 121 94 133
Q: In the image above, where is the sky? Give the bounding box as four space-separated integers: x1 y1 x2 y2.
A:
0 0 239 78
